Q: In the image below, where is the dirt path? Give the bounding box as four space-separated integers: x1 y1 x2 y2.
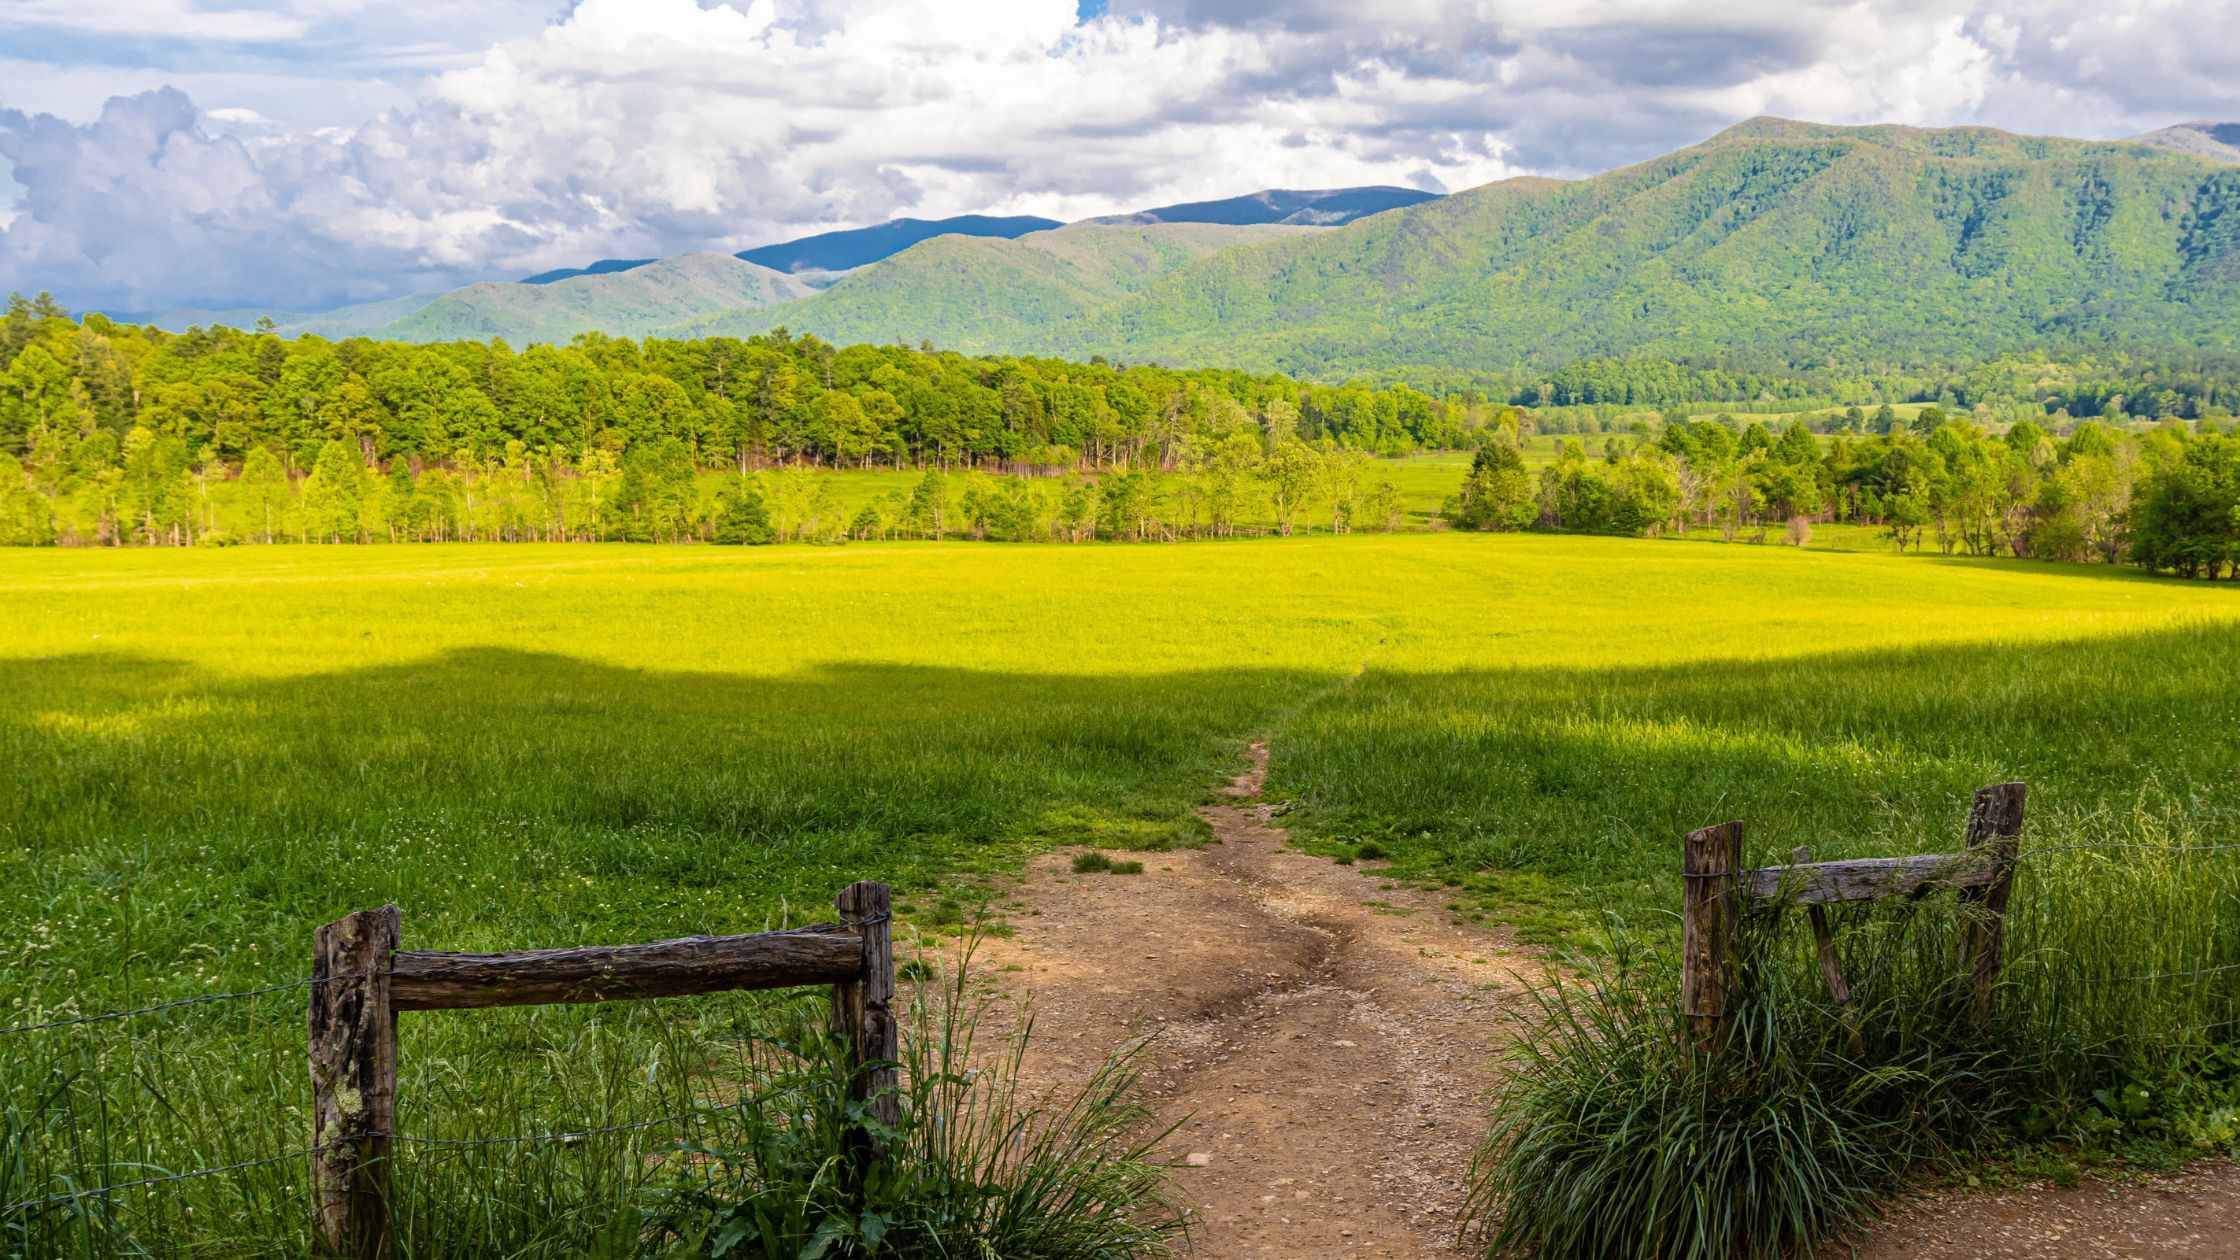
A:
940 740 2240 1258
1849 1164 2240 1258
959 742 1547 1258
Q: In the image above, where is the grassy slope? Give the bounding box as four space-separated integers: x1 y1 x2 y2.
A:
6 537 2238 1251
374 253 816 345
668 222 1320 349
726 120 2240 376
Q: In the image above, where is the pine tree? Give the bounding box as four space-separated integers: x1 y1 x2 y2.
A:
300 439 365 543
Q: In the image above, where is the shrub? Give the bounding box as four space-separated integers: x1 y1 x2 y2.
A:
1466 918 2005 1260
648 960 1182 1258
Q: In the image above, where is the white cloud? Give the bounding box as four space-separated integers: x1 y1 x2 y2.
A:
0 0 2234 311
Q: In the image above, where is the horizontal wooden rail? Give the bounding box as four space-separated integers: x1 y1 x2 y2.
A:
313 888 891 1260
1687 784 2028 1066
1743 852 1997 906
389 924 864 1011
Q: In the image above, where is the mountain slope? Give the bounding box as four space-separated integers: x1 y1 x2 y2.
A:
2130 122 2240 165
670 222 1318 349
736 214 1062 273
377 253 814 344
731 118 2236 376
521 257 657 285
1090 186 1440 227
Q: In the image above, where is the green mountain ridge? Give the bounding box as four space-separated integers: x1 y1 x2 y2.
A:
732 117 2240 379
665 222 1321 349
126 118 2240 380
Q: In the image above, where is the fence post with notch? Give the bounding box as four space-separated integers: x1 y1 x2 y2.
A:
831 880 899 1162
1681 821 1745 1057
1956 782 2026 1030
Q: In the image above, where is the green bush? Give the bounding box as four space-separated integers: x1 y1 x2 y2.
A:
1467 917 2006 1260
648 964 1182 1258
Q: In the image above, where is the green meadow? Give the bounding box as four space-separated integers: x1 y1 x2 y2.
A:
5 535 2239 1254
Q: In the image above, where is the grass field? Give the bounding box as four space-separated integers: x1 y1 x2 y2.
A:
6 535 2239 1254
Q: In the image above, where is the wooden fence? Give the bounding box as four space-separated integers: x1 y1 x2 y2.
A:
308 881 896 1260
1681 783 2027 1054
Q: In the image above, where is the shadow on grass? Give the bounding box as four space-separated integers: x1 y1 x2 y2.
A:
1270 618 2240 919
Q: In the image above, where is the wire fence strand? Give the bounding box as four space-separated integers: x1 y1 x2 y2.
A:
2 1079 834 1215
2 1146 326 1215
2022 841 2240 857
0 973 372 1038
2075 960 2240 985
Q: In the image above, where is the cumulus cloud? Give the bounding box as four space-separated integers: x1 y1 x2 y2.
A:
0 0 2234 312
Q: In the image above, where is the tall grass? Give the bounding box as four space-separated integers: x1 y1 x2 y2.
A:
4 962 1182 1260
649 959 1181 1258
1463 822 2240 1259
1468 915 2008 1259
6 536 2240 1253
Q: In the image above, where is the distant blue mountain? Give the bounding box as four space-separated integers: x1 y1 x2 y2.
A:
522 257 658 286
735 214 1063 273
1093 186 1441 227
519 190 1437 286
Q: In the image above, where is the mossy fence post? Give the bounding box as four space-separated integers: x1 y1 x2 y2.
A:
309 906 400 1260
1685 784 2027 1062
308 883 892 1259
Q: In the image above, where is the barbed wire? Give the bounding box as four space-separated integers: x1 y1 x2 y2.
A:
2 1146 327 1214
2023 841 2240 857
0 973 371 1038
1 1088 827 1215
2074 960 2240 985
388 1110 714 1148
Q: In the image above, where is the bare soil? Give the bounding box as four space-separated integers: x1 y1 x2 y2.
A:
955 742 1547 1258
1850 1163 2240 1259
932 739 2240 1258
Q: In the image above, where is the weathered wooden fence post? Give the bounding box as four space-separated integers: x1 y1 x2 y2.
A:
310 905 399 1260
1957 782 2027 1030
831 881 898 1158
1681 822 1745 1056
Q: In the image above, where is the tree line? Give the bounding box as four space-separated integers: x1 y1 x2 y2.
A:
1446 406 2240 579
0 297 1451 546
0 295 1501 469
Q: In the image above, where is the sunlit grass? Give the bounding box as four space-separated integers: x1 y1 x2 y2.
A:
4 535 2238 1254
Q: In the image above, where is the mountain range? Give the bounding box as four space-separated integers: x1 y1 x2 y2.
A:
146 120 2240 379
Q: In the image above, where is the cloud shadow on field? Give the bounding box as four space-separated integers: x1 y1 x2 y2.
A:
3 618 2237 967
1265 618 2240 917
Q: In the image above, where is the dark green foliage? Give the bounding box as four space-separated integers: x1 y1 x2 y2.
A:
1443 443 1536 530
1069 851 1142 875
2130 431 2240 577
712 480 776 545
0 306 1485 476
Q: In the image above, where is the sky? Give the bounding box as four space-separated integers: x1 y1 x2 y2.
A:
1 0 2235 314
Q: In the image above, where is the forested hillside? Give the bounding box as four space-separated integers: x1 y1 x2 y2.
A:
740 119 2240 379
673 222 1320 350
